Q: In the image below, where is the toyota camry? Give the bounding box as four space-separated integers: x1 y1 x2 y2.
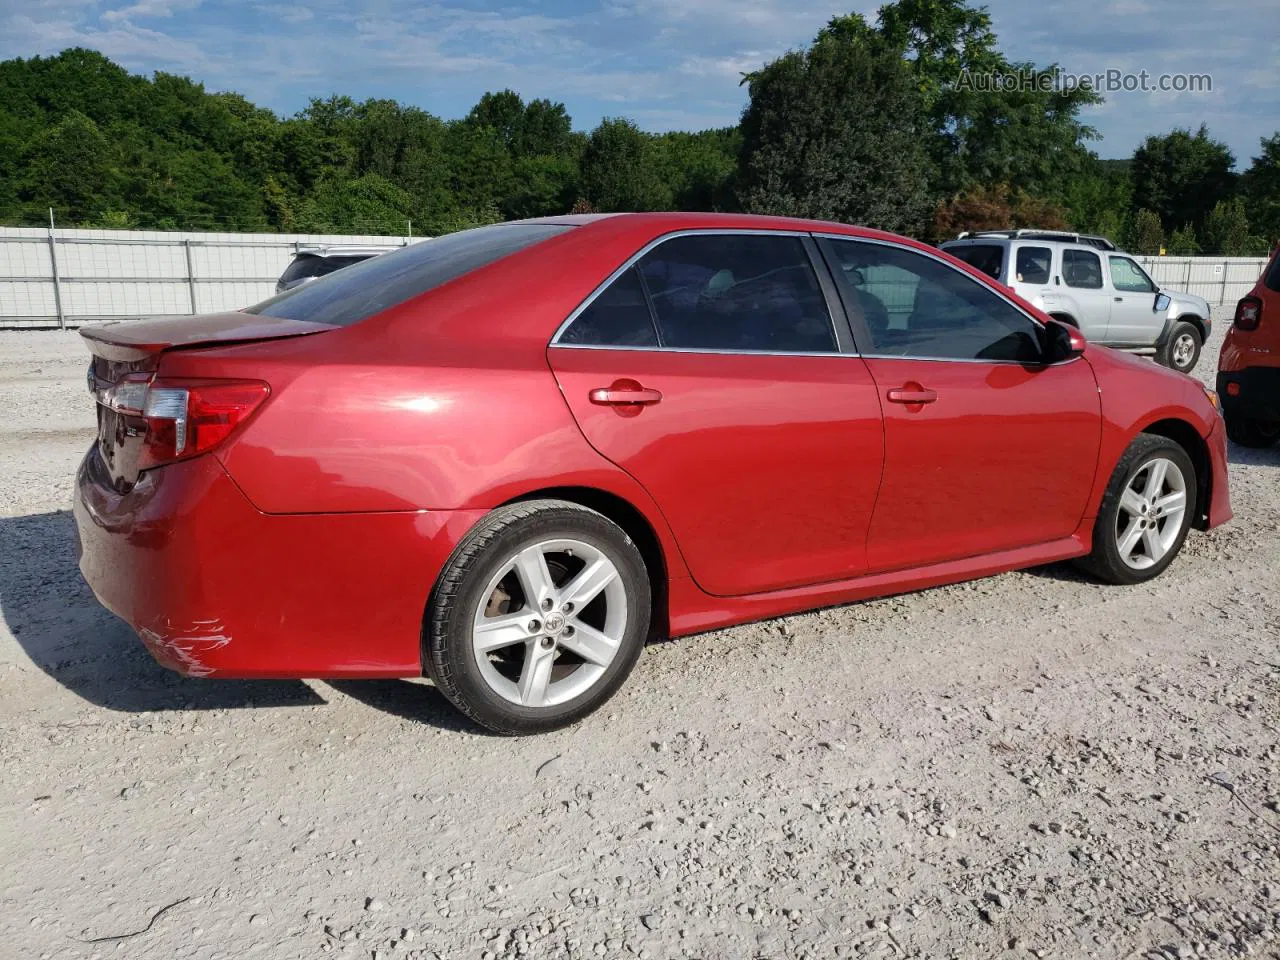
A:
74 213 1232 733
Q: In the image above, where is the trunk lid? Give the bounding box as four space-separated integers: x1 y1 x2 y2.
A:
82 312 331 491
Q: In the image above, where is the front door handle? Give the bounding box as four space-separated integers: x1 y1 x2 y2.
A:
886 384 938 405
1114 296 1124 302
589 380 663 406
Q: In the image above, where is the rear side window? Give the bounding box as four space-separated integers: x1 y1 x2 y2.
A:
1063 249 1103 289
248 224 571 326
944 244 1004 281
559 267 658 347
1015 247 1052 285
636 234 836 352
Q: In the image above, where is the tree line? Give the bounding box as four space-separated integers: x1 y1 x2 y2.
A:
1 0 1276 255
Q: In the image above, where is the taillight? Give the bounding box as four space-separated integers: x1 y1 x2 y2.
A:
101 375 269 468
1235 296 1262 331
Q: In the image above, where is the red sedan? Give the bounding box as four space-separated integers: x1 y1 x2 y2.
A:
74 213 1232 733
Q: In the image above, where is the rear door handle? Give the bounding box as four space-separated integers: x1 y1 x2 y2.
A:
1114 297 1124 302
589 383 663 406
886 384 938 405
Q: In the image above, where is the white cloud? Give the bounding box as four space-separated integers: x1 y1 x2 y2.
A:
102 0 202 23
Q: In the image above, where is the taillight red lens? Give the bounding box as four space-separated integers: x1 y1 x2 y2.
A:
1235 296 1262 331
98 377 269 469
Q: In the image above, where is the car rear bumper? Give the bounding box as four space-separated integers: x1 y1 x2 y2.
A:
73 447 485 679
1218 368 1280 423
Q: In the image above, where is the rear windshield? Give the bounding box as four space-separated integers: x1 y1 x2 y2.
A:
943 243 1004 280
1266 250 1280 293
248 223 571 326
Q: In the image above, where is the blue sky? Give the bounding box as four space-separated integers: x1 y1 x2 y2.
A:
2 0 1276 165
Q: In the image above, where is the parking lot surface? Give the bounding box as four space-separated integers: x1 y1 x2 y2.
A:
1 310 1277 959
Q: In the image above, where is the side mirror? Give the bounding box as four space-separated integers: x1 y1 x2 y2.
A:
1154 292 1171 313
1043 319 1086 363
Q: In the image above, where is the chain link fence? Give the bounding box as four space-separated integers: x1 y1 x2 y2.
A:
0 226 416 329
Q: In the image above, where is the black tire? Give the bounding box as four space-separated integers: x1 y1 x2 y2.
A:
1224 412 1280 448
1158 320 1202 373
425 499 651 735
1075 434 1197 586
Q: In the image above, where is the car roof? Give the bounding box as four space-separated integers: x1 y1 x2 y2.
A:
942 234 1128 254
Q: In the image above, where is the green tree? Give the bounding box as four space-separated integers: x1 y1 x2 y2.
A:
1131 126 1235 233
1240 134 1280 247
579 118 672 212
820 0 1100 200
737 33 931 234
18 109 114 221
1202 198 1252 255
1129 208 1165 255
1165 224 1200 255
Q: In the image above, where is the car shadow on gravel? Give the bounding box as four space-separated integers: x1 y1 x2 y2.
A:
1227 442 1280 467
0 510 324 713
325 680 490 734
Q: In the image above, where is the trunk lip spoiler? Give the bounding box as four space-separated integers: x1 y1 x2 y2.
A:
80 314 338 363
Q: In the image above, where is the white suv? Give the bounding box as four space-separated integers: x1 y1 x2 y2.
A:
940 230 1212 374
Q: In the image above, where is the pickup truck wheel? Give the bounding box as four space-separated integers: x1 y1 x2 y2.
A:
1158 321 1201 373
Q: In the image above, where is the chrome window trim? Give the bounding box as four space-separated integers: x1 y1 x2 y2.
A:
549 228 844 355
549 342 864 359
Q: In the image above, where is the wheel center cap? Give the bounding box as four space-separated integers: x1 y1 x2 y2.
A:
544 612 566 636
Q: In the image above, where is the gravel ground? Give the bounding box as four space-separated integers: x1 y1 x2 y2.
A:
1 311 1277 960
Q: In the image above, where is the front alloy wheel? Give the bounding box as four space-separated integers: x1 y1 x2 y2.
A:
1114 457 1188 571
426 500 650 734
1076 434 1197 585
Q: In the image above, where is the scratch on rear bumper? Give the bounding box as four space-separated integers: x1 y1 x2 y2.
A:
137 616 232 678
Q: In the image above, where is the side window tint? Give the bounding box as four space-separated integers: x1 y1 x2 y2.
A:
1063 249 1104 289
1109 256 1155 293
560 267 658 347
636 234 836 353
1015 247 1052 285
827 239 1043 363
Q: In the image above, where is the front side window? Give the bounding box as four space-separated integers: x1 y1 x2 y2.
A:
1109 256 1155 293
826 238 1042 363
1015 247 1052 285
1062 249 1104 290
636 234 837 353
249 223 571 326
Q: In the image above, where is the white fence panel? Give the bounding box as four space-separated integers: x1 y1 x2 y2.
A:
1137 256 1269 307
1 228 1269 329
0 227 416 328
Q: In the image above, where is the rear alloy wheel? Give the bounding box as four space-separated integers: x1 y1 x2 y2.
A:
426 500 650 734
1159 321 1202 373
1225 413 1280 448
1076 434 1197 585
